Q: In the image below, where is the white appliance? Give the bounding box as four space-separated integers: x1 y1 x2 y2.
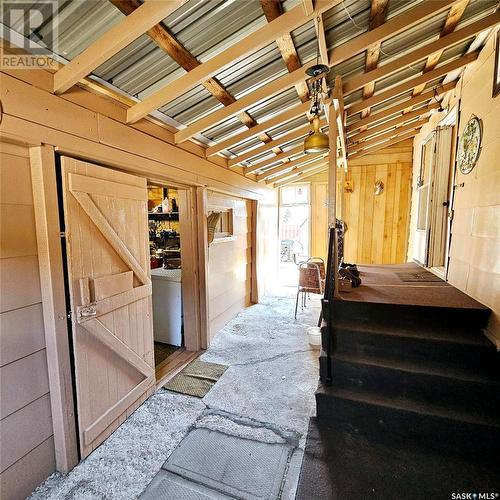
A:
151 268 182 346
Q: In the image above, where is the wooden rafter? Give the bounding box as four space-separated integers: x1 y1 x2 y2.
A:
348 133 417 159
328 0 456 66
244 145 304 174
360 0 390 122
228 118 326 167
54 0 187 94
348 118 429 153
346 51 479 115
409 0 471 104
109 0 272 146
256 153 326 181
174 62 319 143
343 12 500 95
348 105 437 143
205 101 311 157
127 0 342 124
268 158 328 184
347 81 457 132
274 163 328 188
260 0 309 102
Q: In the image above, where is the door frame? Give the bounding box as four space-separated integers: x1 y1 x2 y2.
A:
29 144 209 472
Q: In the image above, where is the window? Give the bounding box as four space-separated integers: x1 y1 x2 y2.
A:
281 185 309 205
208 207 234 240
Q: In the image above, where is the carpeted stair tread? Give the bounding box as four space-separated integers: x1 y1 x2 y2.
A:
332 317 491 347
316 385 500 429
331 352 500 384
295 417 500 500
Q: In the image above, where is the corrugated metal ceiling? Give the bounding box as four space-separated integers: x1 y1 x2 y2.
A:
4 0 498 161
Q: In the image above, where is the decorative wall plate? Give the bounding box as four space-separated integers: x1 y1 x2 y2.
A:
457 116 482 175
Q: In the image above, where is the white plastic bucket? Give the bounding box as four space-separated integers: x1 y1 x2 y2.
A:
307 326 322 348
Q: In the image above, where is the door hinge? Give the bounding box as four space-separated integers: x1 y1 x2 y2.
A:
449 209 454 221
59 231 66 238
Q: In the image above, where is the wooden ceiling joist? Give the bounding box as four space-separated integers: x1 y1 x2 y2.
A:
409 0 471 103
256 153 326 181
328 0 456 67
205 101 311 157
348 104 438 142
127 0 342 124
110 0 270 140
348 118 429 153
360 0 390 121
273 163 329 188
174 62 318 143
348 132 418 160
260 0 309 102
347 81 457 132
347 51 479 115
244 144 305 174
268 158 329 184
343 12 500 95
53 0 187 94
228 118 326 167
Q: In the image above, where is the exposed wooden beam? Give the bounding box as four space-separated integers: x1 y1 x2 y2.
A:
245 145 304 174
347 51 479 115
303 0 315 16
109 0 268 137
332 76 347 170
205 101 311 157
328 0 456 66
360 0 390 121
348 105 438 142
229 118 326 167
411 0 471 99
327 102 338 225
348 132 418 159
127 0 341 124
314 13 329 66
343 12 500 95
54 1 186 94
268 158 328 184
274 163 328 188
346 81 457 132
175 62 319 143
348 118 429 153
261 0 309 102
256 153 326 181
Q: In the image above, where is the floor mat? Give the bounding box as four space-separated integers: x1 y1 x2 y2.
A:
154 342 179 366
162 428 291 500
140 470 234 500
163 358 228 397
395 270 443 282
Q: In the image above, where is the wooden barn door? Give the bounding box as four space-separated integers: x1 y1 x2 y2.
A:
60 157 155 458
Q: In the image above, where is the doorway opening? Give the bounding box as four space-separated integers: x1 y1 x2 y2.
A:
278 184 311 288
412 108 457 279
147 185 185 381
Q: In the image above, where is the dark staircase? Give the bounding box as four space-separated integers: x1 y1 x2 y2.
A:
296 298 500 499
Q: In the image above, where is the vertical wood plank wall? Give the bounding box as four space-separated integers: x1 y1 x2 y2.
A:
207 191 252 341
0 141 56 499
342 142 413 264
410 28 500 344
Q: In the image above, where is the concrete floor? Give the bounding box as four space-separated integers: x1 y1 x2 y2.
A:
30 294 321 499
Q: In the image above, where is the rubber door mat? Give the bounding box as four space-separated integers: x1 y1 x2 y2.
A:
162 428 291 499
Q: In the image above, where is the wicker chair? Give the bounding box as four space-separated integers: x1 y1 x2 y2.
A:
294 259 325 319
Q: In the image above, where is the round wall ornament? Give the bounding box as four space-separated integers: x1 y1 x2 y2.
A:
457 116 482 175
